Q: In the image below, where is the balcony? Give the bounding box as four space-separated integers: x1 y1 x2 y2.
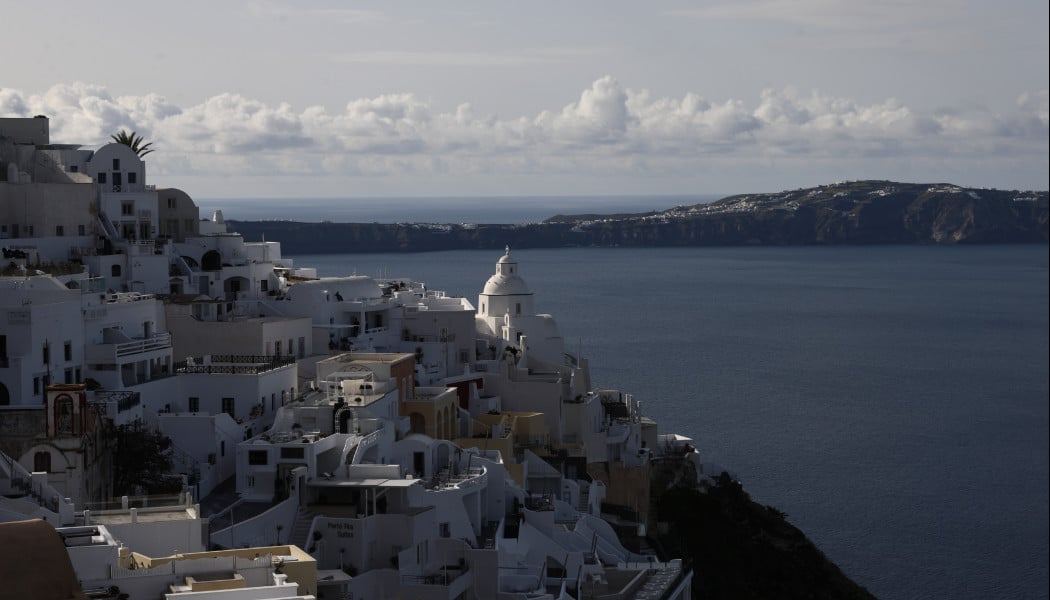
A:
175 354 296 375
425 467 487 491
85 333 172 364
92 390 141 414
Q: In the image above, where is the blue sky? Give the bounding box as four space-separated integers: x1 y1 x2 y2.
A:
2 0 1047 198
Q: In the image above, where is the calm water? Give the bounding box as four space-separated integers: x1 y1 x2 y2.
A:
293 245 1049 600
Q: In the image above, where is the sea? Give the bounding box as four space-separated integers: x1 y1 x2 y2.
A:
197 194 721 224
289 244 1049 600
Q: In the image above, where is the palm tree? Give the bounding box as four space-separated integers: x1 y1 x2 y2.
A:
110 129 155 157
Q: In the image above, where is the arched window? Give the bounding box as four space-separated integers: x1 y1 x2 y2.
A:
54 394 75 435
201 250 222 271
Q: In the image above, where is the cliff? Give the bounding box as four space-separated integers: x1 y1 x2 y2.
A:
226 181 1047 253
650 468 878 600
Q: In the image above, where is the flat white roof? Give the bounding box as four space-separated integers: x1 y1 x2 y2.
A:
310 478 419 488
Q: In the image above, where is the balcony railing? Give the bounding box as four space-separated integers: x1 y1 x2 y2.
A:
115 333 172 357
93 390 141 413
86 333 172 364
175 354 296 375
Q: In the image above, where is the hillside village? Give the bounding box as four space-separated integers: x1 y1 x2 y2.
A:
0 116 697 599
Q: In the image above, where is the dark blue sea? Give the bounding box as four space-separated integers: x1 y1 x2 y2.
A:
293 245 1049 600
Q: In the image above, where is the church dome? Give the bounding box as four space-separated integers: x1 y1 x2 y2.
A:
483 273 531 296
482 247 532 296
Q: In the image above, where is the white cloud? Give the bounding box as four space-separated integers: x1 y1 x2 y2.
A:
1 79 1046 191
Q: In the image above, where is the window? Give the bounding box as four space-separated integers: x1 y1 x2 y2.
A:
121 202 134 216
55 394 74 434
97 172 106 184
78 224 85 236
64 341 72 361
189 397 199 412
127 172 137 184
222 397 235 417
34 452 51 473
298 337 305 357
55 225 64 236
64 368 73 384
281 447 305 459
248 450 269 465
516 303 521 315
439 522 450 538
43 343 50 364
33 377 40 395
260 280 268 292
26 225 33 236
112 158 120 170
274 340 281 357
69 165 78 173
167 197 176 209
111 264 121 277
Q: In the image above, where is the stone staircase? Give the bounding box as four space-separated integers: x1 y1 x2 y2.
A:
290 506 317 550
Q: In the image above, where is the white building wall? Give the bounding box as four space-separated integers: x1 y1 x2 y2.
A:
127 253 169 294
97 512 207 556
0 280 84 405
86 143 147 192
0 182 97 262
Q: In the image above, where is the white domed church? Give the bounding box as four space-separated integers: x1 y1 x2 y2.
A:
476 247 565 364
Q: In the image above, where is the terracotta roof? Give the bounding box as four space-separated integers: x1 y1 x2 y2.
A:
0 519 87 600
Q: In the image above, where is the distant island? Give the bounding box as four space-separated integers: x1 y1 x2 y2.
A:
228 181 1048 254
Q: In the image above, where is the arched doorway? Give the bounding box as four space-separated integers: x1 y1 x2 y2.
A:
410 412 426 435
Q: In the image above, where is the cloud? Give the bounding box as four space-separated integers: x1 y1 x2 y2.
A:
1 79 1046 189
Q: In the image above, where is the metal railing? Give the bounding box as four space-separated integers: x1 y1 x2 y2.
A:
93 390 141 413
175 354 296 375
114 333 172 357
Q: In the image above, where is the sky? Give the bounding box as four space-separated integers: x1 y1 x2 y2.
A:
1 0 1047 199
